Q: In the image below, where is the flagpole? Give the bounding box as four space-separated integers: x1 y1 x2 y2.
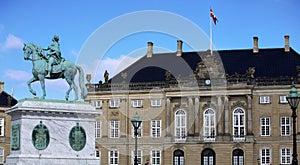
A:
210 13 213 55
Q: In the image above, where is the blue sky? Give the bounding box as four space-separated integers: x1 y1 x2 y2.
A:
0 0 299 100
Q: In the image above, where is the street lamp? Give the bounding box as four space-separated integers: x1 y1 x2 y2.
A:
286 85 300 165
131 112 142 165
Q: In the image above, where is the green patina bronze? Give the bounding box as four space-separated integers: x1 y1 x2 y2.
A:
32 121 50 150
11 124 20 150
23 35 87 101
69 123 86 151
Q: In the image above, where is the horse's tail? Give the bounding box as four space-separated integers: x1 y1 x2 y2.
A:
76 65 88 99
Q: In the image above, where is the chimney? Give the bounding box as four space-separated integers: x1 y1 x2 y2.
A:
176 40 183 56
284 35 290 52
147 42 153 58
0 81 4 93
253 36 259 53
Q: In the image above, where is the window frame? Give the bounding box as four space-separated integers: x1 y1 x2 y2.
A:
151 149 161 165
260 117 271 136
0 118 4 137
110 120 120 138
132 99 143 108
280 147 292 164
132 123 143 138
174 109 187 142
280 116 291 136
151 99 162 107
232 149 244 165
232 108 246 141
260 148 271 165
259 96 270 104
151 120 161 138
109 149 119 165
279 95 288 104
132 149 142 165
93 100 102 108
95 121 101 138
203 108 216 142
109 99 120 108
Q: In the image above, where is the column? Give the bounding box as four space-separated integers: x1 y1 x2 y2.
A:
247 94 253 135
224 96 230 135
188 97 195 136
194 97 200 136
166 97 171 136
217 96 223 136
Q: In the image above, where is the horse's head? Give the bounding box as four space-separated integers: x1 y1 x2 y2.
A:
23 43 33 60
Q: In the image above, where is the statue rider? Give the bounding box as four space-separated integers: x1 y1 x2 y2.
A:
43 35 63 78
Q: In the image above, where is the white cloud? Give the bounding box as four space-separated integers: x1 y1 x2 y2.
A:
4 69 31 81
0 34 24 51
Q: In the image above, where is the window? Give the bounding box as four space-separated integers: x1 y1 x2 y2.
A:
95 121 101 138
260 148 271 165
132 150 142 165
175 109 186 141
151 99 161 107
109 149 119 165
151 149 161 165
260 117 271 136
0 118 4 136
132 123 142 138
95 149 100 158
259 96 270 104
110 120 120 138
204 108 216 141
0 147 3 164
173 149 184 165
232 149 244 165
281 147 291 164
233 108 245 141
201 148 215 165
280 117 291 136
279 95 288 103
93 100 102 108
151 120 161 138
132 100 143 108
110 99 120 108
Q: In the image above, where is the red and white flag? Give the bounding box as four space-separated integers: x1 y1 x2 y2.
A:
210 8 218 25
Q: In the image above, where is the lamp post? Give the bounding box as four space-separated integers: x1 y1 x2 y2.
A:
131 113 142 165
286 85 300 165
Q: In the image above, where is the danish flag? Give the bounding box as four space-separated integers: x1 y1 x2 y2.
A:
210 8 218 25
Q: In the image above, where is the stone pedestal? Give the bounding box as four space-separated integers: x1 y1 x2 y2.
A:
5 99 101 165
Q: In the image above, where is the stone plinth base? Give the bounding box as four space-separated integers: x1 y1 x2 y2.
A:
5 98 101 165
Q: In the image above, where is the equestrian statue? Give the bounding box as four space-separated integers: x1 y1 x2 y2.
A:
23 35 87 101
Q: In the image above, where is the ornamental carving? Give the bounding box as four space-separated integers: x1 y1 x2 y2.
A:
69 123 86 151
232 101 246 109
202 101 216 110
32 121 50 150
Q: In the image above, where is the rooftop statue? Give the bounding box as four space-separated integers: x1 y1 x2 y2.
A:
23 35 87 101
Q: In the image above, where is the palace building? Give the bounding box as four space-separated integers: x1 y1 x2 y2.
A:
0 82 17 164
85 35 300 165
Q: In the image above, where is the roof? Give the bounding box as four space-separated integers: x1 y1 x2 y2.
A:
110 48 300 83
0 91 18 107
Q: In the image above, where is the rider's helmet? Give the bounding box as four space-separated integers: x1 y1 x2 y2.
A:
52 35 59 42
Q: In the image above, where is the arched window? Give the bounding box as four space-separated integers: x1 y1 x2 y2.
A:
232 149 244 165
175 109 186 141
201 148 215 165
233 108 245 141
173 149 184 165
203 108 215 141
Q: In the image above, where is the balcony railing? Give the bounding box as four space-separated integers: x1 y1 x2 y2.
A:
87 76 298 92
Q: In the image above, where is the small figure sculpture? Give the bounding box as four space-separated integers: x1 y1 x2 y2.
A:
43 35 64 78
104 70 109 84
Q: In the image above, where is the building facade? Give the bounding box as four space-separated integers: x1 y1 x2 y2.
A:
0 82 17 165
86 36 300 165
